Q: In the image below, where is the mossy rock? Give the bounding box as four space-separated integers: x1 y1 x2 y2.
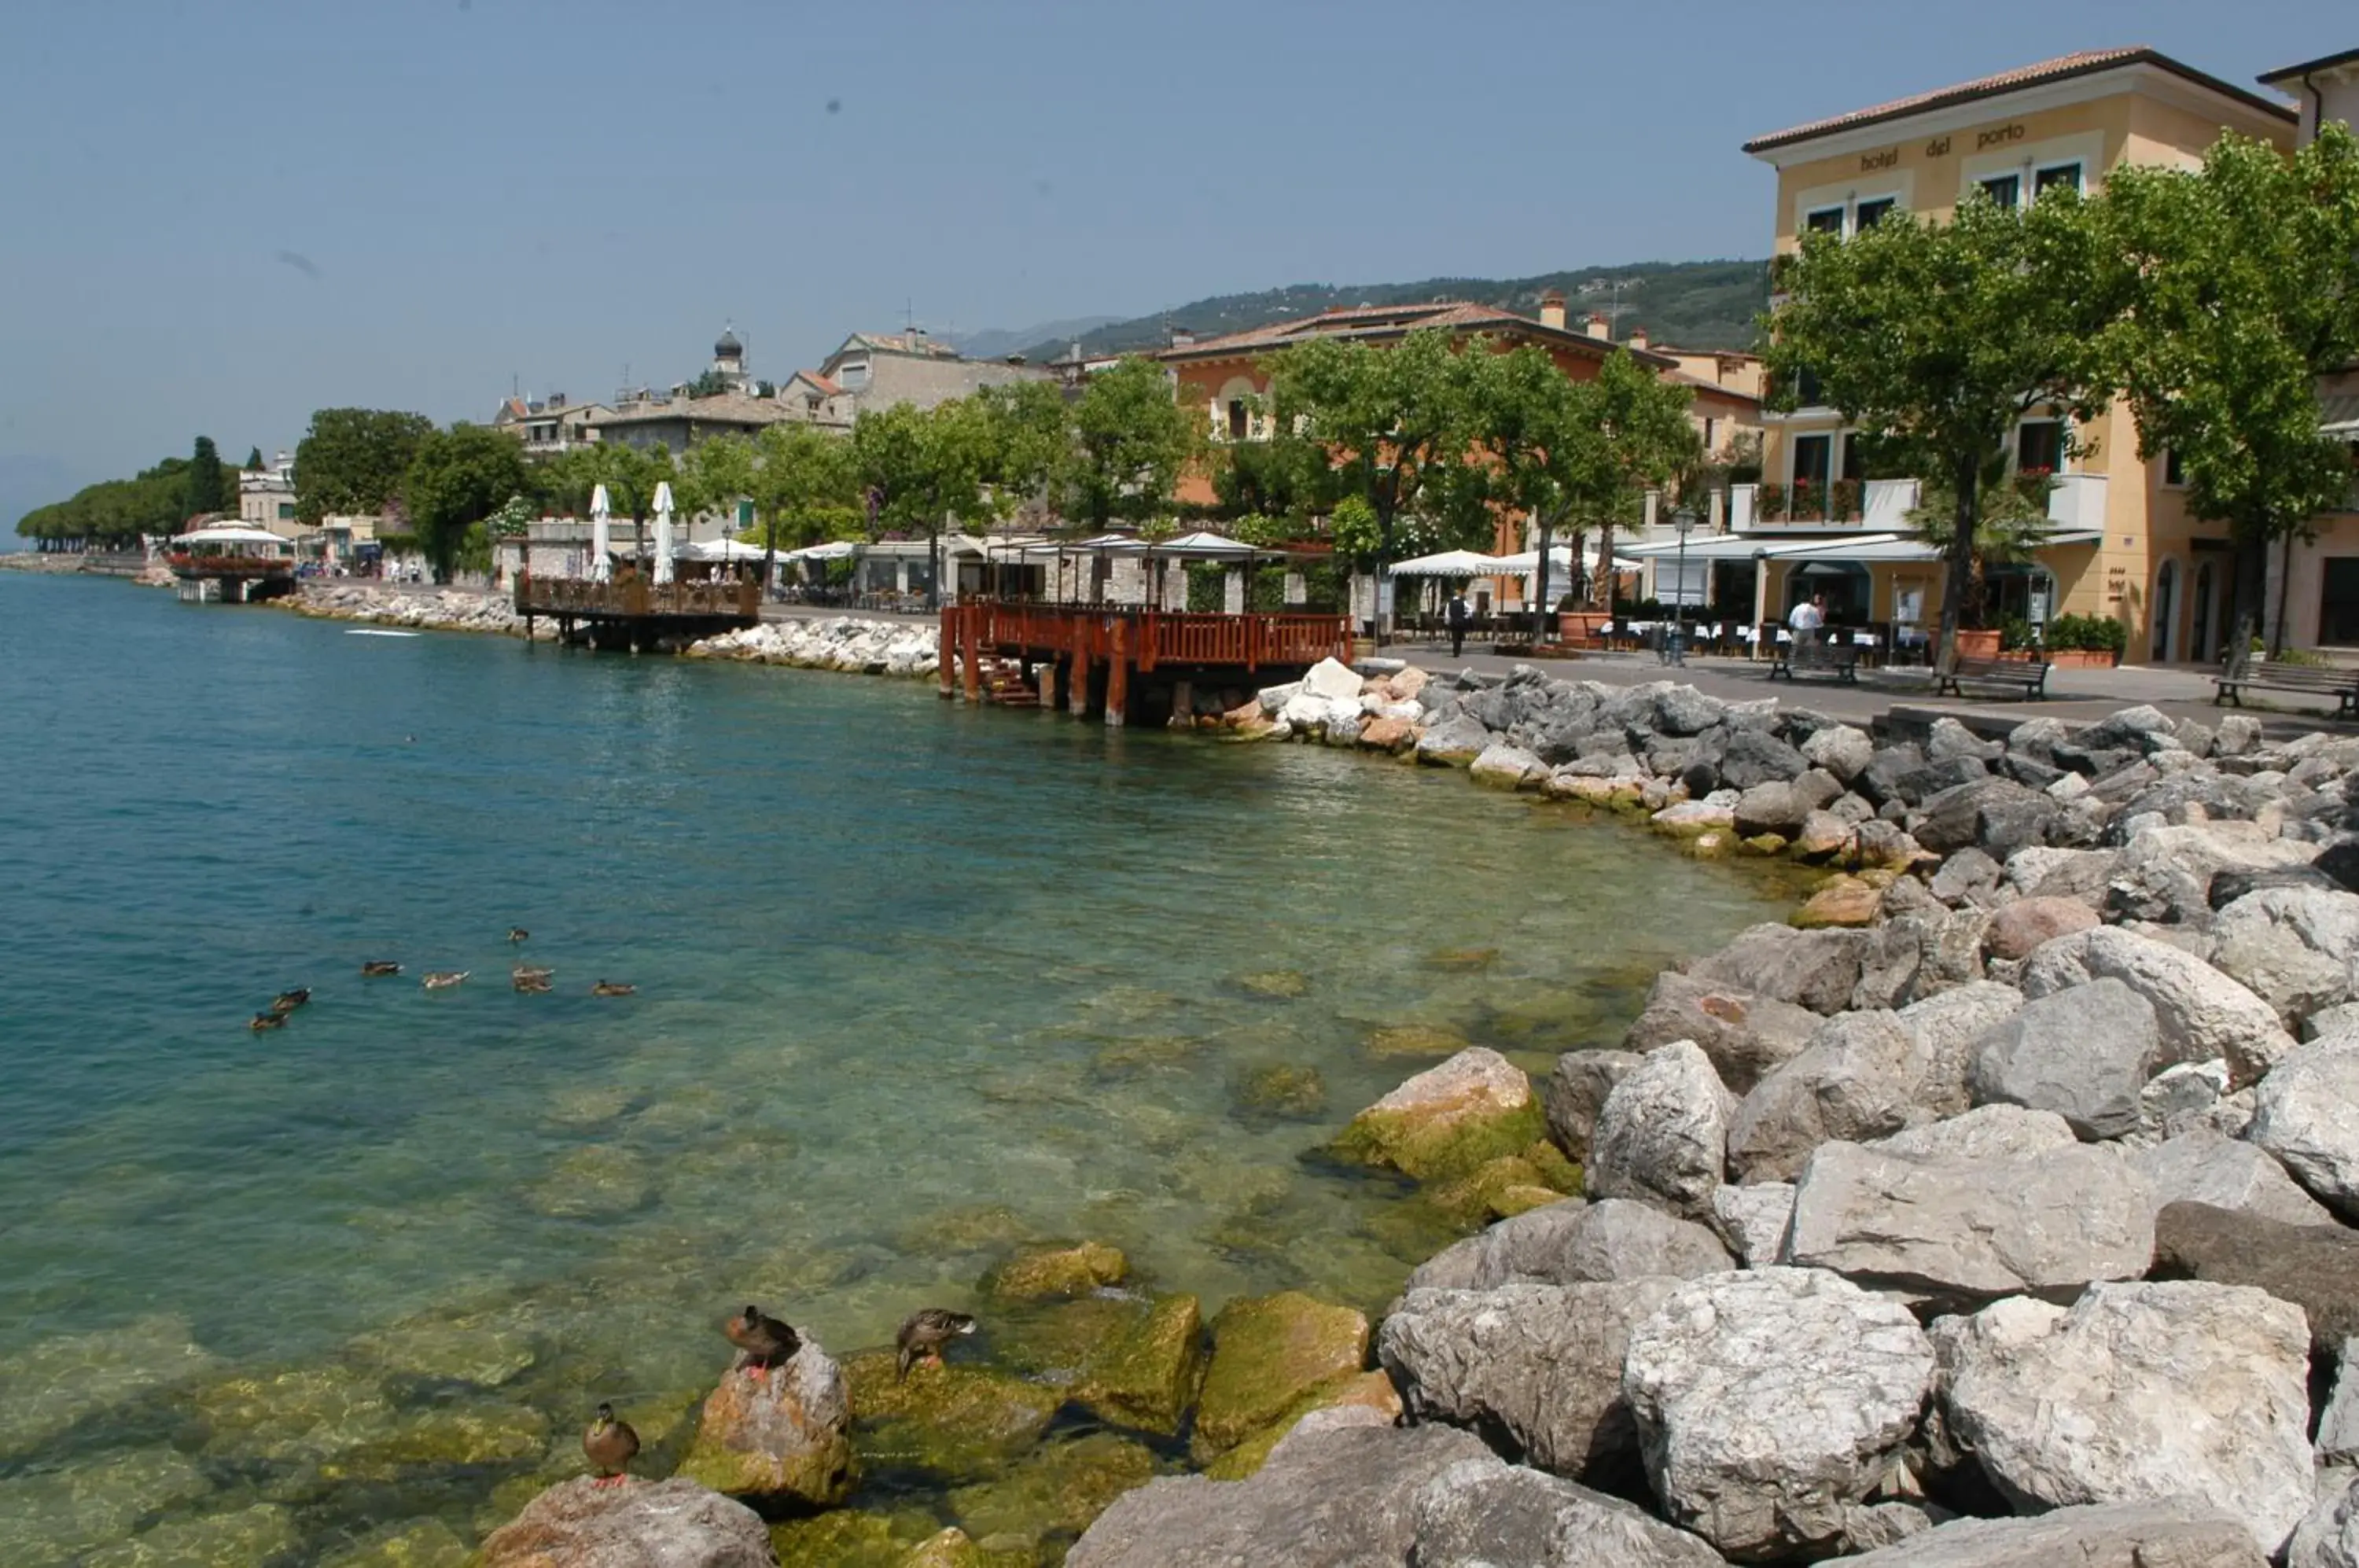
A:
83 1504 298 1568
331 1398 550 1477
992 1294 1143 1382
1793 875 1883 929
949 1430 1160 1546
1330 1095 1545 1183
1360 1196 1472 1266
1191 1292 1369 1459
1364 1023 1470 1058
527 1143 653 1219
1200 1371 1402 1480
0 1447 214 1564
1237 969 1310 999
771 1507 937 1568
897 1205 1036 1255
1494 1183 1568 1216
844 1352 1062 1482
1422 947 1500 973
1089 1034 1207 1076
675 1356 856 1507
318 1517 473 1568
1685 830 1735 858
1229 1063 1326 1121
1521 1138 1581 1191
902 1528 1040 1567
344 1305 540 1389
1741 833 1790 856
1075 1294 1202 1437
192 1365 400 1463
0 1314 217 1464
1429 1153 1581 1228
980 1242 1128 1304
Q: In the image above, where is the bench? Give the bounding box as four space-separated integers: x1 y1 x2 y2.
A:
2214 658 2359 716
1935 656 2052 700
1768 640 1861 683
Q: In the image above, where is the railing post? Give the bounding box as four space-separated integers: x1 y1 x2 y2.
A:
1106 617 1129 728
962 603 983 704
937 605 957 698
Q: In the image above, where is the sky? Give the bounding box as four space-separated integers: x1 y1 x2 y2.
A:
0 0 2348 525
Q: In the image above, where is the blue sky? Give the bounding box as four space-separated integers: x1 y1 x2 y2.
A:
0 0 2347 521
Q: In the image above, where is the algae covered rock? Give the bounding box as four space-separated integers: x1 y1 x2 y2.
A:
0 1447 215 1565
677 1341 855 1507
344 1301 541 1389
950 1430 1161 1546
1076 1294 1203 1436
339 1397 551 1476
1198 1369 1401 1481
902 1526 1038 1567
480 1477 773 1568
1192 1291 1370 1458
318 1517 473 1568
845 1350 1062 1481
981 1242 1129 1303
1333 1047 1543 1180
83 1503 299 1568
0 1314 216 1461
769 1507 937 1566
1229 1063 1327 1121
1367 1022 1472 1058
192 1364 401 1463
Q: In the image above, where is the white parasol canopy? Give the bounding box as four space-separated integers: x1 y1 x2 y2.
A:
651 482 675 584
687 537 771 561
1490 544 1580 573
786 539 859 561
1389 548 1503 576
590 484 613 582
171 523 289 547
1150 530 1260 558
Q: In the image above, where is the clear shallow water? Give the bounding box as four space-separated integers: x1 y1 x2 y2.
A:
0 574 1799 1562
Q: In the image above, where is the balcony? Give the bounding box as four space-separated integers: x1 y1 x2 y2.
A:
1728 478 1919 532
2044 472 2107 534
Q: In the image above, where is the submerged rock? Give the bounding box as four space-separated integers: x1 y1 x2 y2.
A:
948 1430 1161 1548
843 1351 1061 1482
318 1518 473 1568
980 1242 1129 1303
1333 1048 1542 1180
0 1314 215 1461
1191 1291 1369 1459
83 1504 299 1568
678 1341 855 1506
479 1477 773 1568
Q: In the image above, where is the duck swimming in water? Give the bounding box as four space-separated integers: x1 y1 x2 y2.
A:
248 1010 288 1032
896 1309 977 1381
583 1401 639 1485
723 1305 801 1381
591 981 635 997
512 965 554 993
360 960 402 977
268 988 311 1014
507 928 530 944
422 970 469 990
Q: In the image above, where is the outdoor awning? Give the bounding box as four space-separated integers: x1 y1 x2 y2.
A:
1768 535 1937 563
1490 545 1579 572
1621 534 1787 561
1389 549 1504 576
686 538 772 561
785 540 859 561
171 524 289 546
1150 530 1260 558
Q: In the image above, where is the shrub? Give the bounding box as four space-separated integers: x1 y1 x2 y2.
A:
2044 613 2125 654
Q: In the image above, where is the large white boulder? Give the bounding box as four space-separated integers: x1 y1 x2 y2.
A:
1621 1267 1936 1561
2248 1034 2359 1220
1933 1282 2313 1556
2019 926 2296 1087
1587 1042 1733 1221
1408 1453 1730 1568
1298 657 1364 701
1833 1499 2265 1566
2214 885 2359 1030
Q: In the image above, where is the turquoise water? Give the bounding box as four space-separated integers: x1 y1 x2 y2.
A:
0 573 1798 1562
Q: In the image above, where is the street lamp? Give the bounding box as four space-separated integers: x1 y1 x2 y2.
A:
1667 506 1698 666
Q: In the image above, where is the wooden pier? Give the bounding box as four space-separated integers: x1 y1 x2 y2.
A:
940 601 1354 727
168 553 296 603
515 573 760 652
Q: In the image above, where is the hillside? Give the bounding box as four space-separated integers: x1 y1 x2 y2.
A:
1014 259 1769 364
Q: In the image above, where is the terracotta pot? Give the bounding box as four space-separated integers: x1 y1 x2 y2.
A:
1951 628 2003 659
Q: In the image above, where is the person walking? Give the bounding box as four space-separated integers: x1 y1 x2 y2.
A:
1446 589 1471 660
1788 590 1826 648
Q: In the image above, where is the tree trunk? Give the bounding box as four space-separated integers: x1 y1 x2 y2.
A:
1936 453 1979 675
1533 512 1553 642
1372 498 1394 650
2227 529 2267 665
1596 523 1616 613
2271 529 2295 659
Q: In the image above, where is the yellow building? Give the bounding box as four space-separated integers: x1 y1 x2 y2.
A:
1739 48 2295 662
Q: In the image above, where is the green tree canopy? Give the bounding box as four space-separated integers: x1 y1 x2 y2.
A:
676 432 758 525
401 424 528 582
294 408 434 525
973 379 1072 519
15 457 194 544
848 400 997 605
1763 190 2107 661
1063 357 1195 529
185 436 227 517
245 446 265 471
749 424 859 558
2092 123 2359 653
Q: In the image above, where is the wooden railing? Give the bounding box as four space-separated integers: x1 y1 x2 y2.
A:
948 601 1351 672
515 574 759 620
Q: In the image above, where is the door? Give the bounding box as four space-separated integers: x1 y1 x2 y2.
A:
2151 559 2179 663
2192 562 2216 664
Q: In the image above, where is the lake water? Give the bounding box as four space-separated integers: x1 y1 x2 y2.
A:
0 573 1800 1563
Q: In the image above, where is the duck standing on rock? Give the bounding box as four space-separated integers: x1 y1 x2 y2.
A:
422 970 469 990
583 1402 639 1486
512 965 554 993
724 1305 800 1382
360 960 402 977
896 1309 977 1381
269 988 311 1014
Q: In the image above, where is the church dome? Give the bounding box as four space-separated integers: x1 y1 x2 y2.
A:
714 326 743 360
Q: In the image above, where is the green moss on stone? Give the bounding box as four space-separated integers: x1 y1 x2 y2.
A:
897 1205 1037 1256
83 1504 298 1568
333 1399 550 1477
1199 1371 1400 1480
980 1242 1128 1304
1428 1154 1555 1227
1330 1095 1545 1183
1237 969 1310 999
1191 1292 1369 1459
1229 1064 1326 1121
949 1430 1160 1545
845 1352 1062 1482
318 1517 472 1568
771 1508 933 1568
901 1526 1040 1567
1076 1294 1202 1437
1364 1024 1470 1058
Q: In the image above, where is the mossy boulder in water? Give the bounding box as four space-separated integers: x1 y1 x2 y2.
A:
844 1351 1062 1482
0 1447 214 1564
83 1503 299 1568
527 1143 655 1219
1076 1294 1203 1437
1365 1023 1470 1058
0 1314 216 1461
676 1342 855 1507
1230 1063 1326 1121
192 1364 401 1463
949 1430 1160 1548
981 1242 1128 1303
1429 1145 1581 1227
344 1301 541 1389
903 1526 1039 1566
332 1398 551 1479
1330 1048 1543 1180
770 1507 937 1566
481 1478 772 1568
1238 969 1310 998
1199 1370 1404 1481
318 1517 472 1568
1191 1292 1370 1459
897 1205 1035 1256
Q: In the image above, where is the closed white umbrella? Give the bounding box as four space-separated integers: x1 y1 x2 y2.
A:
591 484 612 582
652 482 675 585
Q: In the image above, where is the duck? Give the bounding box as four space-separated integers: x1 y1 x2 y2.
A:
422 970 469 990
249 1010 288 1032
896 1309 977 1381
512 964 554 992
360 960 403 977
723 1305 801 1381
591 981 636 997
268 987 311 1014
507 928 530 944
583 1401 639 1486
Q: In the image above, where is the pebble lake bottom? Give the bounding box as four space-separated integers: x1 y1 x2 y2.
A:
0 572 1801 1562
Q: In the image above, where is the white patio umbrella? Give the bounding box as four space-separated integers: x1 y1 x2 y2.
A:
1388 548 1504 576
171 523 291 547
688 537 770 561
1489 544 1580 573
590 484 613 582
787 540 859 561
651 482 676 585
1154 529 1260 558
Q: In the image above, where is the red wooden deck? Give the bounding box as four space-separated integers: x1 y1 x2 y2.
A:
940 600 1354 722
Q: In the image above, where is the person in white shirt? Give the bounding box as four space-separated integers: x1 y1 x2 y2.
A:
1788 592 1827 646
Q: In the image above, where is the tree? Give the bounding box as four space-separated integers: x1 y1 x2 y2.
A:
1584 351 1701 611
973 378 1073 522
1763 190 2107 668
1064 357 1194 528
849 399 994 607
749 424 859 579
1464 344 1612 631
294 408 434 525
401 424 528 582
2093 123 2359 655
676 433 757 530
185 436 227 517
245 446 265 472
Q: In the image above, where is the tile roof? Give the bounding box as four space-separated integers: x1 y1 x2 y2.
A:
595 392 793 429
1743 46 2291 153
787 370 844 398
847 332 959 359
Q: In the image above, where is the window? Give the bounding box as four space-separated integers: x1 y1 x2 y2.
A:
2324 559 2359 646
1227 399 1249 441
1805 205 1846 236
2016 419 2063 475
1978 173 2021 209
2163 449 2185 487
1853 197 1896 231
1839 432 1865 483
277 502 295 521
1792 433 1834 492
2033 161 2083 201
